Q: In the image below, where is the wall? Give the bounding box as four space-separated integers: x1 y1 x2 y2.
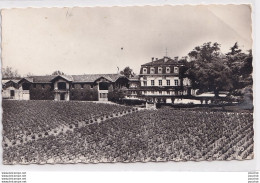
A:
140 76 180 87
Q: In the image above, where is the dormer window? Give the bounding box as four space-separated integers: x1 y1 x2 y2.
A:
143 68 147 74
174 67 179 74
166 67 170 73
158 67 163 74
150 67 155 74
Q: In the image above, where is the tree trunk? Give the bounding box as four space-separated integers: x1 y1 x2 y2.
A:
214 88 219 98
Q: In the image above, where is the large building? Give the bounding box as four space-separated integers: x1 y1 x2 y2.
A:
127 56 193 103
2 74 129 101
2 56 193 103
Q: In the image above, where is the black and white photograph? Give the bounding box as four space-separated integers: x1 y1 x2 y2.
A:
1 5 254 165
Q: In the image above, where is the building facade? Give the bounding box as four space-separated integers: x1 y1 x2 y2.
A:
127 56 192 103
2 74 128 101
2 56 193 103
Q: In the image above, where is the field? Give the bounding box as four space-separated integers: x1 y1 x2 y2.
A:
2 100 254 164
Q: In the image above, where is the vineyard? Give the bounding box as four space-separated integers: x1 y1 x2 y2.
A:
2 100 254 164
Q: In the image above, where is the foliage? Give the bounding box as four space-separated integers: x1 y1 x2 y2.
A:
120 66 134 78
2 102 253 164
2 66 20 79
187 42 233 96
52 70 65 75
186 42 252 99
109 86 128 102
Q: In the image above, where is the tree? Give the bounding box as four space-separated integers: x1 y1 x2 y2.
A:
226 43 253 103
187 42 233 97
52 70 65 75
2 66 21 79
120 66 134 78
25 72 34 77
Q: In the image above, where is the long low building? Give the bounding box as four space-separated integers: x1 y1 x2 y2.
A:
2 74 129 101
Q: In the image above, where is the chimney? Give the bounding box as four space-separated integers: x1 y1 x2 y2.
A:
152 57 154 62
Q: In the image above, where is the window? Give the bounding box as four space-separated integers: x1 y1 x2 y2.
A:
58 82 66 90
151 80 154 86
166 67 170 73
143 68 147 74
99 82 109 90
158 67 162 74
42 84 45 89
81 84 84 89
143 81 147 86
167 91 170 95
167 80 170 86
174 79 179 86
150 67 155 74
159 80 162 86
174 67 179 74
91 84 94 89
33 84 36 88
72 84 75 89
159 91 162 95
151 91 154 94
22 83 30 90
10 90 15 97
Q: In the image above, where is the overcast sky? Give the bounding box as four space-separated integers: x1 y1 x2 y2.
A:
1 5 252 76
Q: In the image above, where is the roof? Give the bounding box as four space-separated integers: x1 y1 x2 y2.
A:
142 56 182 66
2 79 20 84
71 74 124 83
19 77 34 83
50 75 74 82
17 74 125 83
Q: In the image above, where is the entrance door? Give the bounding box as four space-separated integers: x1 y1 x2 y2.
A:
60 93 65 100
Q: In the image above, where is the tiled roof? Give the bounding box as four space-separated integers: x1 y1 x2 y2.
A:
29 75 57 83
20 74 124 83
142 57 181 66
72 74 124 83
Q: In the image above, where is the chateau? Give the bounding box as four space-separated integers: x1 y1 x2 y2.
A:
2 56 193 103
127 56 193 103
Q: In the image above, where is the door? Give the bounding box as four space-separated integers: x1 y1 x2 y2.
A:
60 93 65 100
10 90 15 99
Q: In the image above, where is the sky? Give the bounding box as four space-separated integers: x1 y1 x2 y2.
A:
1 5 252 76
